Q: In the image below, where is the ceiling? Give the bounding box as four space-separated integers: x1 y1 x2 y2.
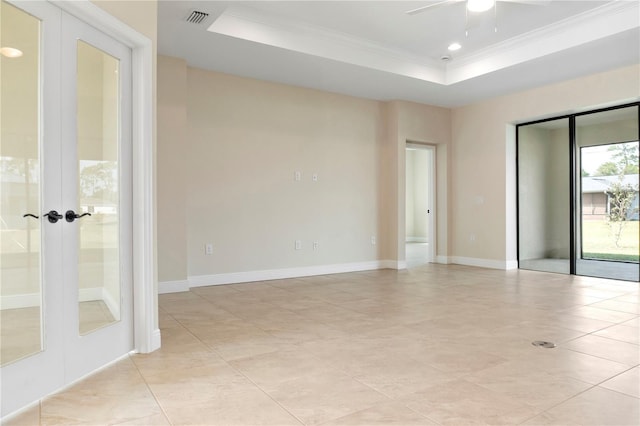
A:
157 0 640 107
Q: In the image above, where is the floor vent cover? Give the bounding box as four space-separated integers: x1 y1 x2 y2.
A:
532 340 557 348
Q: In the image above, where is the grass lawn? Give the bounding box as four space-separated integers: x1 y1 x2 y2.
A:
582 220 639 262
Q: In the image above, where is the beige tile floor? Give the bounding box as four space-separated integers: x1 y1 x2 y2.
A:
4 264 640 425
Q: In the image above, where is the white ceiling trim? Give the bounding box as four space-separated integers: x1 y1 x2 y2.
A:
446 1 640 84
205 1 639 88
208 5 446 84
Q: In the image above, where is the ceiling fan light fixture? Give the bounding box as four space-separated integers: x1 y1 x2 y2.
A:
467 0 495 13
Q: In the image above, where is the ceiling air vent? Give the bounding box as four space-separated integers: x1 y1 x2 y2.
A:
185 10 209 25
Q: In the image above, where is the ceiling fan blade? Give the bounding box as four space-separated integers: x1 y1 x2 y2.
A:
405 0 458 15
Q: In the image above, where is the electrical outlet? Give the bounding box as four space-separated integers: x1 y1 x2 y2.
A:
295 240 302 250
294 171 301 182
205 243 213 255
313 241 319 250
371 236 376 245
312 173 318 182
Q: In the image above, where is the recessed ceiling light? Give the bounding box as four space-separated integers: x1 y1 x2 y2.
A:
448 43 462 52
0 47 23 58
467 0 495 13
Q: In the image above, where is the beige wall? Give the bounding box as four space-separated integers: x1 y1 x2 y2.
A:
451 64 640 265
157 56 188 282
186 67 386 276
157 57 452 281
386 101 451 263
157 55 638 281
91 1 157 48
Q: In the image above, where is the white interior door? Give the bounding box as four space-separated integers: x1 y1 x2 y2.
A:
1 1 65 413
0 0 132 417
60 8 133 382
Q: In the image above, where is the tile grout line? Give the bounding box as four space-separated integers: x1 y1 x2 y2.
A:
204 344 307 426
166 304 307 426
518 363 640 425
516 382 601 425
151 269 639 425
180 283 419 425
127 351 175 426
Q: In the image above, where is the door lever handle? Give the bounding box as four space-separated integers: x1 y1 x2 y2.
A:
44 210 63 223
65 210 91 223
23 213 40 219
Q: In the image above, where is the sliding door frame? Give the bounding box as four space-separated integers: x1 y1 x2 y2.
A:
516 101 640 280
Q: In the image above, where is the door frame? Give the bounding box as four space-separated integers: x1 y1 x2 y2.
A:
2 0 156 418
56 0 158 353
405 142 436 264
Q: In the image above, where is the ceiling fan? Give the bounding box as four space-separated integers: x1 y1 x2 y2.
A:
406 0 547 15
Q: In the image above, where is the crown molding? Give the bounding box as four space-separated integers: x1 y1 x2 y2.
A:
208 5 446 84
206 1 639 87
446 1 640 84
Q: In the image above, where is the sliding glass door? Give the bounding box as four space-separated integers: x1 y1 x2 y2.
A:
575 107 639 281
518 103 639 282
517 118 571 274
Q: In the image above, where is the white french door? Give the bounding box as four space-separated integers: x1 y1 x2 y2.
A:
1 0 132 416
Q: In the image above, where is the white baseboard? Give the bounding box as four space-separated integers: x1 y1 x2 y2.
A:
378 259 406 270
188 260 395 289
150 328 161 352
1 287 119 313
158 257 521 294
0 293 41 310
406 237 428 243
79 287 103 303
79 288 120 319
159 260 399 293
433 256 517 270
450 256 515 270
157 280 189 294
100 290 120 320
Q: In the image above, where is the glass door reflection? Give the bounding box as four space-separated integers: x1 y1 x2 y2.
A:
0 0 43 366
518 118 571 274
76 40 121 335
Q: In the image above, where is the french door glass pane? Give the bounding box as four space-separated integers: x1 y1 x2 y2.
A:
576 107 639 281
518 118 570 274
76 40 121 335
0 1 42 365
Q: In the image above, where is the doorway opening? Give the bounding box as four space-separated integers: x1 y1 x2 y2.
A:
405 143 435 268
